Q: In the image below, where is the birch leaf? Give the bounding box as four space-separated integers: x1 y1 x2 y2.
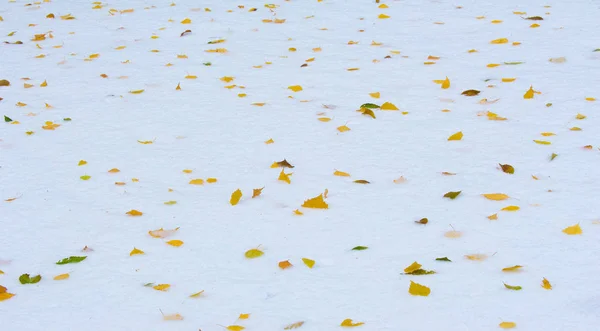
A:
278 260 293 269
230 189 242 206
288 85 303 92
166 240 184 247
284 321 305 329
278 169 292 184
226 326 245 331
443 191 461 199
441 76 450 89
340 319 365 327
542 278 552 290
499 322 517 329
301 194 328 209
381 102 399 110
334 170 351 177
189 179 204 185
153 284 170 291
252 187 264 198
499 164 514 174
337 125 351 132
562 224 582 235
53 273 70 280
189 290 205 298
524 86 535 99
149 227 179 238
448 131 463 141
126 209 143 216
408 281 431 296
483 193 510 201
403 261 422 273
502 265 523 272
504 283 522 290
245 248 264 259
130 248 144 256
302 258 315 268
56 256 86 265
501 205 520 211
163 313 184 321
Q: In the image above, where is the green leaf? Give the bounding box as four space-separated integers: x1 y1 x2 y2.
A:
504 283 522 291
550 153 558 161
359 103 380 109
56 256 87 265
593 49 600 52
504 61 524 65
443 191 461 199
143 282 155 287
203 62 212 66
4 115 12 122
80 175 91 180
351 246 369 251
63 117 72 121
405 269 436 275
435 257 452 262
19 273 42 284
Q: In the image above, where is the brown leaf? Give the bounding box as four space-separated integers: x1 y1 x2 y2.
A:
252 187 264 198
354 180 370 184
524 16 544 20
499 164 515 174
461 89 480 96
180 29 192 37
415 218 428 225
271 159 294 168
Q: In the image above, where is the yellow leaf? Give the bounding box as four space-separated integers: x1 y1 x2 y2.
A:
166 240 184 247
499 322 517 329
230 189 243 206
562 223 582 235
108 168 120 173
284 321 305 329
487 213 498 220
318 117 331 122
252 187 264 198
393 176 407 183
301 194 329 209
137 140 153 144
381 102 399 110
252 102 266 106
490 38 509 44
89 53 100 59
40 80 48 87
448 131 463 141
408 281 431 296
226 326 245 331
404 261 422 274
185 74 197 79
441 77 450 89
265 138 274 144
378 14 390 19
530 23 540 28
245 248 264 259
126 209 143 216
341 319 365 327
491 19 503 24
576 113 586 120
238 313 250 320
288 85 303 92
220 76 234 83
182 169 192 174
163 313 183 321
293 209 304 215
334 170 351 177
585 97 596 101
130 248 145 256
483 193 510 201
502 265 523 272
206 178 217 183
302 258 315 268
337 125 351 132
487 63 501 68
465 254 487 261
278 169 292 184
78 160 87 166
115 45 126 50
542 278 552 290
502 78 516 82
176 82 181 90
189 179 204 185
189 290 205 298
0 292 15 301
501 205 520 211
369 92 380 99
181 18 192 24
570 127 582 131
524 86 535 99
541 132 556 136
153 284 170 291
53 273 70 280
533 140 551 145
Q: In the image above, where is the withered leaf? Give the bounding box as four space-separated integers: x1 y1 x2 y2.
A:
524 16 544 20
443 191 461 199
415 218 428 225
354 179 370 184
272 159 294 168
180 29 192 37
499 164 515 174
461 89 480 96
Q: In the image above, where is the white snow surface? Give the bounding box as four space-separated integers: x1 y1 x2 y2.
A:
1 0 600 330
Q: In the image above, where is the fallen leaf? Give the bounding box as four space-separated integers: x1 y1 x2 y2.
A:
444 230 462 238
490 38 509 44
465 254 487 261
415 218 428 225
129 89 144 94
334 170 351 177
226 326 245 331
542 278 552 290
341 319 365 327
301 194 328 209
166 240 184 247
501 205 520 211
271 159 294 168
164 200 177 205
441 77 450 89
153 284 170 291
499 164 515 174
443 191 461 199
56 256 87 265
302 258 315 268
126 209 143 216
436 257 452 262
238 313 250 320
337 125 351 132
181 18 192 24
502 265 523 272
19 274 42 284
278 260 293 269
562 224 582 235
408 281 431 296
284 321 305 329
252 187 264 198
487 214 498 220
533 140 551 145
352 246 368 251
148 227 179 238
354 180 370 184
504 283 522 291
245 248 264 259
130 248 144 256
447 131 463 141
230 189 243 206
549 57 566 63
524 86 535 99
189 290 205 298
369 92 380 99
163 313 184 321
404 261 422 273
288 85 303 92
53 273 70 280
278 169 292 184
461 89 480 96
499 322 517 329
189 179 204 185
381 102 399 110
483 193 510 201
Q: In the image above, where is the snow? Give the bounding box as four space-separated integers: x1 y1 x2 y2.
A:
1 0 600 330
